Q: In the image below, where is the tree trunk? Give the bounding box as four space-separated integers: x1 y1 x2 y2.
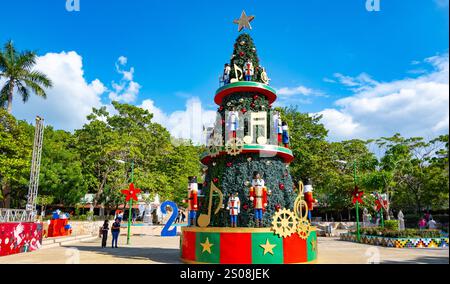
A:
1 182 11 208
7 82 14 114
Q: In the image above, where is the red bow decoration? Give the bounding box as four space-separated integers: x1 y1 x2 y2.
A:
352 186 364 204
121 183 141 202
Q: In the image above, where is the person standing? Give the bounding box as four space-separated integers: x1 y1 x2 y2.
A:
419 218 427 230
111 218 121 248
101 220 109 248
428 218 437 230
181 210 186 223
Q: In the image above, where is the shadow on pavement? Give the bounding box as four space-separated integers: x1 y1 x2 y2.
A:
62 244 182 264
382 255 449 264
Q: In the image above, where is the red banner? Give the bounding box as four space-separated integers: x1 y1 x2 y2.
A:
0 222 43 257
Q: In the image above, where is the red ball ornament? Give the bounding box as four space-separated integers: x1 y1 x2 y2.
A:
213 178 219 183
251 103 255 108
241 108 247 114
243 204 249 210
219 106 224 111
226 162 232 167
239 51 245 57
275 204 281 211
253 95 259 100
279 183 285 190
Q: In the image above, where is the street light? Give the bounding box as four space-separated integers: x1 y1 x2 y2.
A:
114 158 135 245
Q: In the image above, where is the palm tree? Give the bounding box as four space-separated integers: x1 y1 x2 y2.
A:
0 40 53 114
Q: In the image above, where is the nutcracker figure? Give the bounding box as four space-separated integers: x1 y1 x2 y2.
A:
228 108 239 139
273 111 282 145
187 176 199 226
222 63 231 85
249 171 269 227
282 121 290 148
243 60 254 81
304 178 318 220
226 192 240 227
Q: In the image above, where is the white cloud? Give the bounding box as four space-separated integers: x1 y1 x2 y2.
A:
434 0 449 8
117 56 128 65
11 51 105 131
274 85 324 106
140 97 216 145
108 57 140 103
332 72 379 92
319 53 449 141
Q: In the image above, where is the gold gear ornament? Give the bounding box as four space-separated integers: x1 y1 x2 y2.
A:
297 220 311 240
271 209 298 238
207 135 222 157
225 137 244 156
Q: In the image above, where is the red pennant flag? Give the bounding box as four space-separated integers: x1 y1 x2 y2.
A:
374 193 388 211
121 183 141 202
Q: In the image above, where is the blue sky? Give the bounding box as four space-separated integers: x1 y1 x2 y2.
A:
1 0 448 142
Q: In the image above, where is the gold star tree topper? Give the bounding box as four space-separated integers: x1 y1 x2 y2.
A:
233 10 255 32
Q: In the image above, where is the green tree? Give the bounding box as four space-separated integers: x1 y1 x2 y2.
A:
0 108 32 208
0 41 52 113
39 127 87 206
36 195 54 216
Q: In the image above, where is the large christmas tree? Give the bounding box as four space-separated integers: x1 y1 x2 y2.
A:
180 11 318 265
199 29 297 228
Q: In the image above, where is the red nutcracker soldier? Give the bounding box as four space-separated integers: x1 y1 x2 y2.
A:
187 176 199 226
304 178 318 220
249 171 269 227
243 59 254 81
226 192 240 227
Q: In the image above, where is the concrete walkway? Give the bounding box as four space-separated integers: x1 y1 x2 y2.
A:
0 236 448 264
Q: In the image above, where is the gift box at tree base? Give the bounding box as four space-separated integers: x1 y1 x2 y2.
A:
46 210 72 238
180 11 318 264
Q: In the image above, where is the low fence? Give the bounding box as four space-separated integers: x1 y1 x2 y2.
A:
0 209 35 223
340 233 449 248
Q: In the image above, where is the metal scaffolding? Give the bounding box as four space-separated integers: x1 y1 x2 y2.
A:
25 116 45 222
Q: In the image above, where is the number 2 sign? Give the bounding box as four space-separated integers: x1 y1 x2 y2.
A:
160 201 178 237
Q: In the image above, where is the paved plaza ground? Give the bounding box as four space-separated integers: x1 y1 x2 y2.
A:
0 235 448 264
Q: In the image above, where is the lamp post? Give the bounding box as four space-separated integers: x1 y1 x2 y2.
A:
337 159 361 242
127 160 134 245
114 159 135 245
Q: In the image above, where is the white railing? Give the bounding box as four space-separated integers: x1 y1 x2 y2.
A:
0 209 35 223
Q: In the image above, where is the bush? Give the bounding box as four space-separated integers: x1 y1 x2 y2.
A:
384 220 399 231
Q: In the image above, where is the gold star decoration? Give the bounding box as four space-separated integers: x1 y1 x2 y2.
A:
233 10 255 32
310 239 317 253
200 237 214 254
260 239 277 255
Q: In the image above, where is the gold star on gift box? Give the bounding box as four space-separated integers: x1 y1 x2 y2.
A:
260 239 277 255
310 239 317 252
200 237 214 254
233 10 255 32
